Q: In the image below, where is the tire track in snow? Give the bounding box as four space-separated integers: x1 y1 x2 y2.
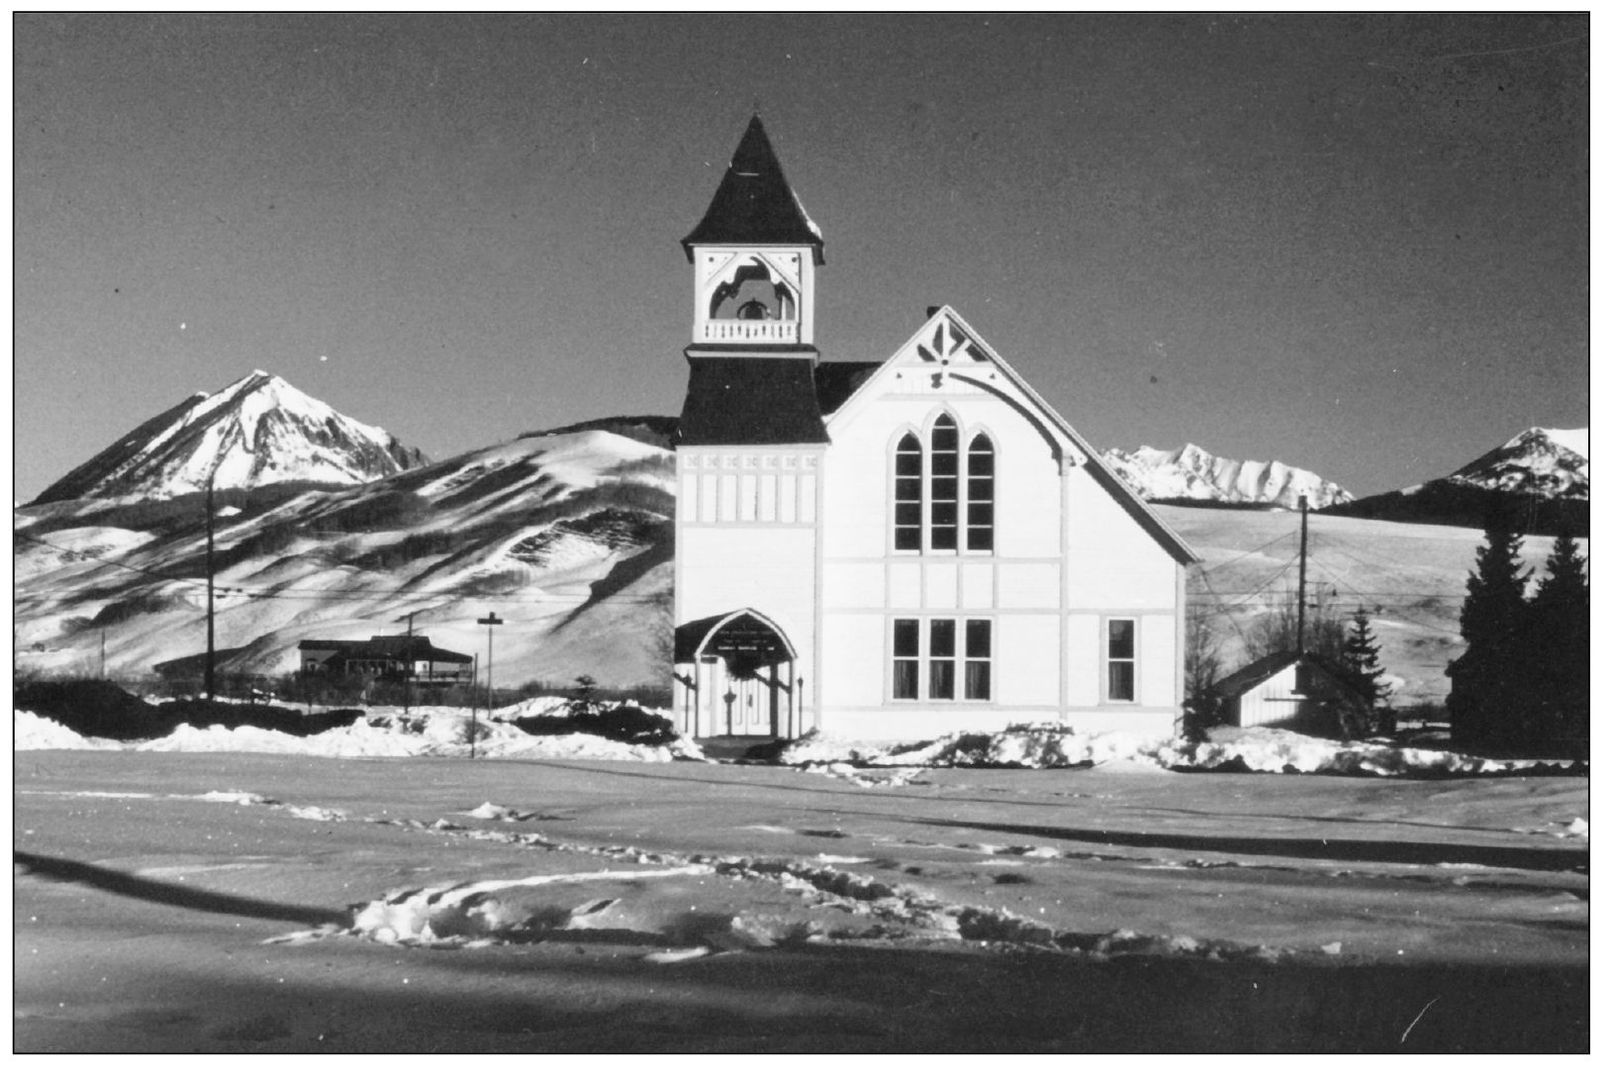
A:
222 793 1326 963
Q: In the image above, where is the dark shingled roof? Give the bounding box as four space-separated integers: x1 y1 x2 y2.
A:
682 116 824 264
677 357 829 446
297 635 471 665
813 361 882 417
674 609 796 665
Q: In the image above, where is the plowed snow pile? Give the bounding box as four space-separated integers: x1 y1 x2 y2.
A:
16 706 1577 778
15 704 703 763
780 723 1578 779
13 709 114 750
1157 726 1579 776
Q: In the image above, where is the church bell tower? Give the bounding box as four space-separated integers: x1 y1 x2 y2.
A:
677 116 828 446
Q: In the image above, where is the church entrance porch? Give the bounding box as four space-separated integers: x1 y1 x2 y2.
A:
673 609 799 740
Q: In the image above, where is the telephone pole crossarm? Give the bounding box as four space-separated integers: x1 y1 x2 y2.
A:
475 613 505 745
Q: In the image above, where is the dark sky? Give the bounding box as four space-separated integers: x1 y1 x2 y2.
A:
13 13 1589 501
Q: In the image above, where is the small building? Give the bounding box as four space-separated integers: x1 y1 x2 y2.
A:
1211 651 1371 738
297 635 472 684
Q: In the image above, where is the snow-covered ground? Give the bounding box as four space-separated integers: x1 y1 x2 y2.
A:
14 736 1588 1051
13 701 705 763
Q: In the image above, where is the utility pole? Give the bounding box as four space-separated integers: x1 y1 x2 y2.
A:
205 477 216 700
403 612 415 714
468 653 479 759
1296 494 1310 655
476 611 502 721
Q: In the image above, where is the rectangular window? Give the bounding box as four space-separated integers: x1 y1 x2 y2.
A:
1107 618 1136 702
890 618 992 703
964 619 992 700
928 619 956 699
892 619 920 699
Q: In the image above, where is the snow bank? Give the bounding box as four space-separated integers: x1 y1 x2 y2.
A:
780 725 1174 771
13 710 119 750
778 723 1582 780
15 704 703 763
1159 726 1583 777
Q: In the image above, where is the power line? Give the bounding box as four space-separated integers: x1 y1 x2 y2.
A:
1195 528 1298 575
1190 571 1250 652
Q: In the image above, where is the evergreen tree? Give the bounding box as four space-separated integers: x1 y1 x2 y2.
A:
1341 608 1393 718
1447 515 1533 748
1529 531 1589 742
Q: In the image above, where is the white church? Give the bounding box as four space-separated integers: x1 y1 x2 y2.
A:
671 118 1198 741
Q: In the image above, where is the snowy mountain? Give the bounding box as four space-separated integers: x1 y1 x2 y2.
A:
1446 426 1588 499
14 427 675 689
30 371 428 504
1325 427 1589 536
1101 444 1353 510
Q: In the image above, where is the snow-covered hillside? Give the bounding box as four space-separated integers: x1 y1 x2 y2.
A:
1102 443 1353 510
14 429 675 688
1446 426 1588 499
30 371 428 504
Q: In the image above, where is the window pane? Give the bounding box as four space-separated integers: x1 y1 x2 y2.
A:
893 619 919 657
965 620 991 657
895 476 922 499
932 501 958 526
1108 619 1135 659
967 499 994 525
895 527 921 550
931 476 958 502
1108 661 1135 702
965 660 991 700
967 528 994 551
930 661 955 700
893 660 919 699
968 438 995 475
931 526 957 550
929 619 955 657
931 416 958 452
895 501 922 525
896 435 921 474
931 451 958 476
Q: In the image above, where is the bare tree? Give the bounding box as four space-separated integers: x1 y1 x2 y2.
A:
1182 599 1224 737
1247 587 1346 664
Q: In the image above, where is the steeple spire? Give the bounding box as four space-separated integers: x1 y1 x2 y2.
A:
682 116 824 264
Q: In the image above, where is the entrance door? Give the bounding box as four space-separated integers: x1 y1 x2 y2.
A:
705 662 780 737
733 673 773 735
681 609 797 738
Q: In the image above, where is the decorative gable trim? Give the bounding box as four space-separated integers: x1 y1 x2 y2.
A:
826 306 1200 566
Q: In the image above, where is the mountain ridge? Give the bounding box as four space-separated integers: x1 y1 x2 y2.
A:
32 371 429 505
1102 443 1353 510
1324 426 1588 536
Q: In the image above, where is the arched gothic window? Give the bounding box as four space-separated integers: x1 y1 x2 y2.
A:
929 416 959 551
893 433 922 551
966 434 995 551
892 417 995 554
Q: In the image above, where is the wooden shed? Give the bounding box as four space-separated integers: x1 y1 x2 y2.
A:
1210 651 1371 739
